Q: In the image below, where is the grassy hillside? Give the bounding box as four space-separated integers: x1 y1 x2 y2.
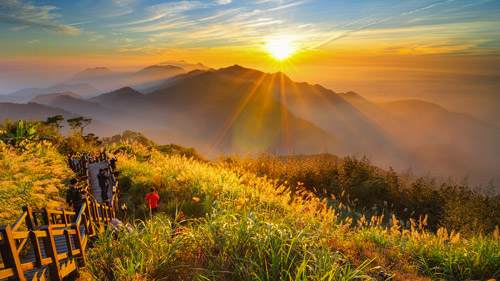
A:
86 142 499 280
0 142 73 225
225 153 500 234
0 122 498 280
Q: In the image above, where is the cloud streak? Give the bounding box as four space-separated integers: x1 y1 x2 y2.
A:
309 0 456 49
0 0 80 35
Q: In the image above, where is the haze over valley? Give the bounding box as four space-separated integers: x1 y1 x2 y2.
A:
1 63 499 188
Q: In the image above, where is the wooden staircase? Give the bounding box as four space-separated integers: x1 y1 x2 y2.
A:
0 151 119 281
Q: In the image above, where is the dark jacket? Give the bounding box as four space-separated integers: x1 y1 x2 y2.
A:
97 172 109 188
66 186 83 206
110 158 117 170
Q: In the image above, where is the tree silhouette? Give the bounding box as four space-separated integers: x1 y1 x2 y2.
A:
67 117 92 136
45 115 65 133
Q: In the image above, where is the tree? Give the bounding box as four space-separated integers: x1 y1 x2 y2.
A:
45 115 65 133
67 117 92 136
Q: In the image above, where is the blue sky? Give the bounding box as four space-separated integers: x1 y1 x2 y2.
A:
0 0 499 122
1 0 499 58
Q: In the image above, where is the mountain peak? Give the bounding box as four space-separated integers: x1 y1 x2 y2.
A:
136 65 185 76
339 91 363 99
86 66 110 71
215 65 264 77
89 86 144 109
110 86 142 95
30 91 81 104
73 67 114 79
90 86 142 104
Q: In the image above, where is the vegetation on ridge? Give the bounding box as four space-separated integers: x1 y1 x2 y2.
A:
87 142 499 280
1 119 499 280
225 153 500 234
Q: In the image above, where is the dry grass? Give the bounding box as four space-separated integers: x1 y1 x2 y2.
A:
0 141 73 225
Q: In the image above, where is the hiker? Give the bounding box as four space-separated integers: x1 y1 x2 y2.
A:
110 156 118 171
97 168 110 203
146 187 160 214
66 178 83 213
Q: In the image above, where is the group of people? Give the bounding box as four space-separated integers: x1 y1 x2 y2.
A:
65 167 112 212
67 154 160 215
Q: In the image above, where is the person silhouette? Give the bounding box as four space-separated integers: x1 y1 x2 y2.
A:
146 187 160 214
97 168 110 203
66 178 83 213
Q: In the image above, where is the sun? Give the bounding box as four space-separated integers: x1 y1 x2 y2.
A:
266 37 297 61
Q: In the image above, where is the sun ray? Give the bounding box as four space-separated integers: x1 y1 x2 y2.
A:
206 72 269 156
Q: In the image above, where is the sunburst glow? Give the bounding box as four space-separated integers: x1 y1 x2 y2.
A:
266 37 297 60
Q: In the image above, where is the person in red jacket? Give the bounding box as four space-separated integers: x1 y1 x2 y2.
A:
146 187 160 214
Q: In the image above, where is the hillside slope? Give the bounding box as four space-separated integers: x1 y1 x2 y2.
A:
84 142 500 281
0 144 73 225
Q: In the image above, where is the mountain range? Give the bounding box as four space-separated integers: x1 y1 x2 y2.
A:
1 64 499 187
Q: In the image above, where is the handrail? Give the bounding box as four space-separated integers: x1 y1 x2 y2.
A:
0 150 119 281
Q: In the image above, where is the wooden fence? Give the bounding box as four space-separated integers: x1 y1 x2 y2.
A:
0 151 119 281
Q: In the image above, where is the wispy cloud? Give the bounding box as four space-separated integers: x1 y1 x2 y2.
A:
89 35 105 42
26 39 40 44
0 0 81 35
199 8 242 21
69 20 97 26
309 0 457 49
113 1 203 29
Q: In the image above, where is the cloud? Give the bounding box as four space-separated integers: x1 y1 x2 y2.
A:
89 35 105 42
26 39 40 44
217 0 232 4
0 0 81 35
309 0 457 49
112 1 203 33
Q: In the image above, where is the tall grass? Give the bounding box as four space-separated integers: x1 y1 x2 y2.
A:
0 141 73 225
87 214 190 280
86 142 499 280
87 142 378 280
225 153 500 234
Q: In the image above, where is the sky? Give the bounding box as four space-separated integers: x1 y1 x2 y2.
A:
1 0 499 121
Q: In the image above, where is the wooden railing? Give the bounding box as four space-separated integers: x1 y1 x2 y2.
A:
69 150 119 212
0 150 119 281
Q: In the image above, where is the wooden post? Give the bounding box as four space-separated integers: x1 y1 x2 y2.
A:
85 199 96 236
41 225 62 281
62 210 68 227
41 208 50 226
64 229 73 257
22 205 35 230
0 225 26 281
72 223 86 267
29 231 43 268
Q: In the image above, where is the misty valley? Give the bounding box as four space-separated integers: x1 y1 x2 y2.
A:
1 63 499 189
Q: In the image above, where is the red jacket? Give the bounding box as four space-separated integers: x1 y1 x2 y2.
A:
146 192 159 208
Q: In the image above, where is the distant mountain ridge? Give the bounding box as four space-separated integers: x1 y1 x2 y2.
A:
67 64 187 93
73 67 114 79
6 83 100 102
30 92 82 104
89 87 144 109
2 64 499 186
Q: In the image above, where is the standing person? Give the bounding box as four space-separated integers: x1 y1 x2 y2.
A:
110 156 118 171
146 187 160 214
66 178 83 213
97 168 110 203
